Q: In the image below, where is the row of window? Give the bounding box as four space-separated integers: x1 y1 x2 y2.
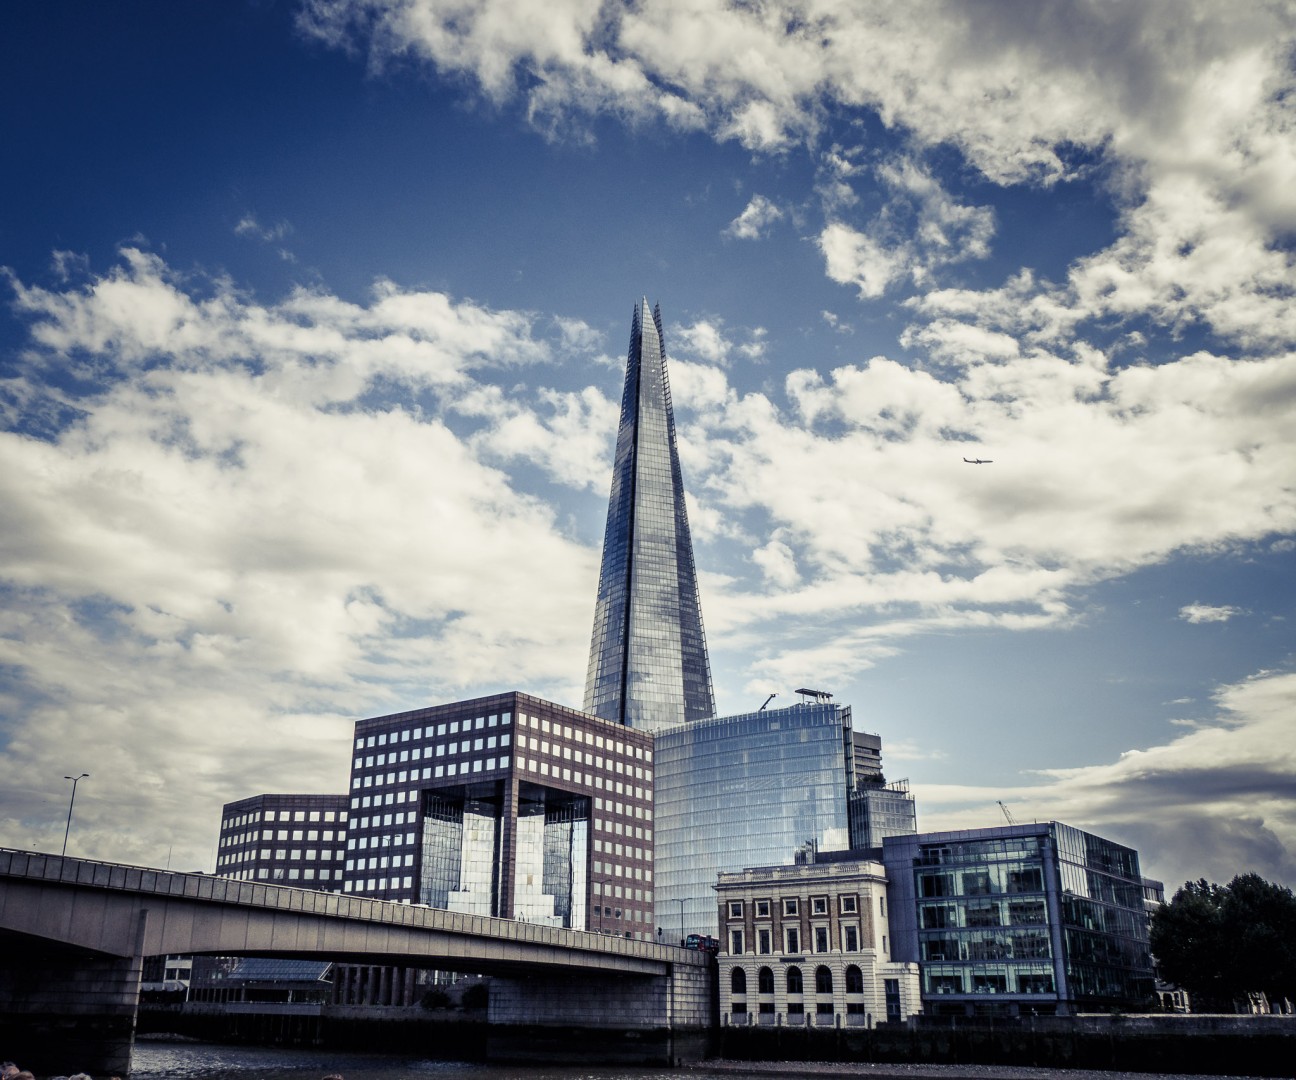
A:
220 829 341 847
223 866 340 883
729 964 869 996
728 895 858 919
591 859 651 882
217 848 340 865
513 733 651 780
355 713 511 751
729 924 869 955
344 875 415 892
515 712 651 763
221 808 345 830
353 732 512 772
351 757 511 789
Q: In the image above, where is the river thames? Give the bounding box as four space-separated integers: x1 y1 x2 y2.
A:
128 1039 1270 1080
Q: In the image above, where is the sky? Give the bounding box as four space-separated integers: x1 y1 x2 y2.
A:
2 1 1295 893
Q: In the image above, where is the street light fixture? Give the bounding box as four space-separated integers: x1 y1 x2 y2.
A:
674 897 686 947
62 772 89 857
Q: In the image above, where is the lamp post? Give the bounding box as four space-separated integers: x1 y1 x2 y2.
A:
674 897 686 947
596 880 612 934
62 773 89 857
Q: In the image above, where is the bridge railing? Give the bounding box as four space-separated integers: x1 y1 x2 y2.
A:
0 849 706 967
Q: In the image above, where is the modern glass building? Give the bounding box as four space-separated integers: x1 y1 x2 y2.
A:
584 299 715 732
345 691 657 939
652 699 870 944
882 822 1155 1016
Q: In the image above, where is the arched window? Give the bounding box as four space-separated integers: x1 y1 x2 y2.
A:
758 966 775 994
786 966 803 994
731 967 747 995
845 964 864 994
815 965 833 994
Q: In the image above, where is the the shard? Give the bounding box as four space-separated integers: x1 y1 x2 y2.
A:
584 299 715 732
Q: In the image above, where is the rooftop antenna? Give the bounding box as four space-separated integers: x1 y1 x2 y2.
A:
759 693 776 711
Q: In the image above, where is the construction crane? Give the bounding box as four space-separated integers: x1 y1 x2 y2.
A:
759 693 777 711
998 800 1017 825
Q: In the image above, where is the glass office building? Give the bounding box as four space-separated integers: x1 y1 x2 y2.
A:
882 822 1155 1016
584 299 715 732
653 700 863 943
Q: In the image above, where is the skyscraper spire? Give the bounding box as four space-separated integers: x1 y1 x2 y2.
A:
584 299 715 732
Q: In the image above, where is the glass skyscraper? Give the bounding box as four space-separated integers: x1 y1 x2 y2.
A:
584 299 715 732
652 701 860 943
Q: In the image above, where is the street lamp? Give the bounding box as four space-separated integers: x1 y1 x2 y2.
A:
62 773 89 857
674 897 686 947
595 880 613 933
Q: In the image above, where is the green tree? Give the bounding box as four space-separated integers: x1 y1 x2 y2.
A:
1151 874 1296 1011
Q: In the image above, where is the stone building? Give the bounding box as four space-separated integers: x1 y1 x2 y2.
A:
715 858 921 1027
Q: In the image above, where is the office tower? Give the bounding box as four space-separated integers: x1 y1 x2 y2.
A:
215 793 349 890
653 698 860 942
344 691 656 940
881 822 1155 1016
584 299 715 732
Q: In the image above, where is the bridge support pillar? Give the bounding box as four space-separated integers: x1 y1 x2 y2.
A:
0 910 148 1076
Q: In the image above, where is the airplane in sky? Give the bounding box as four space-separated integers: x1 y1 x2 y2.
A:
963 457 993 464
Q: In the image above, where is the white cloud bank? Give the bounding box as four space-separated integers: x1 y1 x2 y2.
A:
914 669 1296 891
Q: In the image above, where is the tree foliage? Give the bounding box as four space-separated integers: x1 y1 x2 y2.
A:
1151 874 1296 1010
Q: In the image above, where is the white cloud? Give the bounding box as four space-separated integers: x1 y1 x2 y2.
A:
724 194 784 240
818 223 905 299
914 669 1296 889
1179 603 1244 624
235 214 293 243
0 250 597 868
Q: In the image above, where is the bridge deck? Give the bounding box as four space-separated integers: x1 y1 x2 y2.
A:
0 848 708 974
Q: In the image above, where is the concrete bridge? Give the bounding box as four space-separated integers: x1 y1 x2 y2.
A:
0 848 712 1075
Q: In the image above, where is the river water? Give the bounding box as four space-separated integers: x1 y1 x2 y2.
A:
127 1039 1271 1080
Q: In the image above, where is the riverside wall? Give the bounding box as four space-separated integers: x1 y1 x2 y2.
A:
717 1013 1296 1077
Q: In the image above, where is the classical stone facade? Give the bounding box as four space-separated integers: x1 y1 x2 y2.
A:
716 859 921 1027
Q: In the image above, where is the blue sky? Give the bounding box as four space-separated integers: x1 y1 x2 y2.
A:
2 1 1295 891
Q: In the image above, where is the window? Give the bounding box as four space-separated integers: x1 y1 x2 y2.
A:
757 928 772 954
757 967 774 994
812 896 828 915
845 965 864 994
785 926 801 954
755 899 771 918
840 894 857 913
783 898 799 916
730 968 747 995
815 966 833 994
814 926 830 953
787 1002 804 1015
786 966 803 994
730 929 744 955
844 925 859 952
728 900 744 919
816 1002 834 1014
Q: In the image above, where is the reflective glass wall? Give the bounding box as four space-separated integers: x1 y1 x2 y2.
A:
654 701 854 942
883 823 1154 1016
585 300 715 732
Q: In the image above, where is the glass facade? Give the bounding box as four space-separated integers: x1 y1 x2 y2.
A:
653 701 856 941
883 823 1155 1016
849 779 918 848
585 299 715 732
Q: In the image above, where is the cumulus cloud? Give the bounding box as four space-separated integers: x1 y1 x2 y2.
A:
0 250 597 868
1179 603 1244 624
724 194 784 240
914 669 1296 889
